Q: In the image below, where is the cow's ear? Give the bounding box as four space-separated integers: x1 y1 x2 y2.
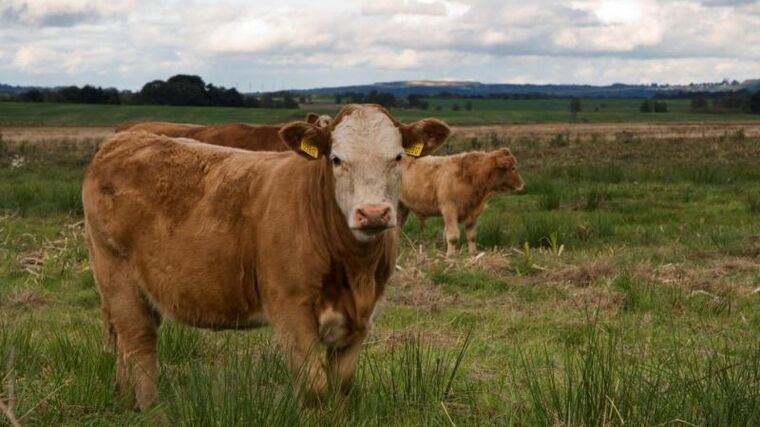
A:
279 122 330 160
495 148 516 168
305 113 319 124
400 118 451 157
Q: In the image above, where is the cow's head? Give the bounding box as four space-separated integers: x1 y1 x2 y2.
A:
281 104 450 242
486 148 525 192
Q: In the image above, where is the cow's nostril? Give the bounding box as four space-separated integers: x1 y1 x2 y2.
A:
355 204 393 228
380 207 391 223
355 209 369 226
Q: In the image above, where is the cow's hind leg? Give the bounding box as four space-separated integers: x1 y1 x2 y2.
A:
441 205 460 257
94 256 161 410
85 230 118 352
109 286 161 411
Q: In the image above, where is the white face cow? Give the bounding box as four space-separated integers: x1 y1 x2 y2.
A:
280 104 450 242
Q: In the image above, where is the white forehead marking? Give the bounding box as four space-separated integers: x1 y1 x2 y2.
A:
331 107 402 158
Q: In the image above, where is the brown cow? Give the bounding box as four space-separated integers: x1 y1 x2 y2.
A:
83 104 450 410
115 113 333 152
399 148 524 256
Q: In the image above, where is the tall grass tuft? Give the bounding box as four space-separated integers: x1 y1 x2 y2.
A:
161 333 472 426
161 339 302 427
477 213 512 248
0 166 83 215
510 319 760 426
539 191 561 211
354 334 471 424
518 213 574 248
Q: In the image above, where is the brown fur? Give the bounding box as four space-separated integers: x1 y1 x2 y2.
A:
84 106 448 410
399 148 524 256
116 121 204 136
115 113 333 152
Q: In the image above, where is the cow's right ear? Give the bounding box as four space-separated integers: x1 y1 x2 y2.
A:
305 113 320 124
279 122 331 160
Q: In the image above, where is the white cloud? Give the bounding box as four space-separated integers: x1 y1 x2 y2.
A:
0 0 758 89
361 0 447 16
204 13 336 54
1 0 140 26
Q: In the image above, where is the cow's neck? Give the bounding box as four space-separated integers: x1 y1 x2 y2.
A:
304 157 391 328
464 158 494 204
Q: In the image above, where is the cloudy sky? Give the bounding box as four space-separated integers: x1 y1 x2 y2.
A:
1 0 758 91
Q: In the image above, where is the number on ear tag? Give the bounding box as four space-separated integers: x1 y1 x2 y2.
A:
300 138 319 159
405 141 424 157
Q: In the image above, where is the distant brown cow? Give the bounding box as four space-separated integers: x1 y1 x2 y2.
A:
115 113 332 152
83 104 449 410
399 148 524 256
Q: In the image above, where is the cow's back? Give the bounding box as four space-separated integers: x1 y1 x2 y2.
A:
400 156 454 217
191 124 286 151
115 121 204 137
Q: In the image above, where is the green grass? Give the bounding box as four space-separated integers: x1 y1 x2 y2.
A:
2 129 760 425
0 102 323 126
2 98 760 127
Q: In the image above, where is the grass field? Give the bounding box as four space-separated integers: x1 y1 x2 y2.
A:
1 128 760 426
2 99 760 127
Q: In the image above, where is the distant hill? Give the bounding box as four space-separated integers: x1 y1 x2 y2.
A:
4 78 759 99
295 79 760 98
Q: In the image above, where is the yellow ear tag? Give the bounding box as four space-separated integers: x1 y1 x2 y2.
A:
405 141 425 157
300 138 319 159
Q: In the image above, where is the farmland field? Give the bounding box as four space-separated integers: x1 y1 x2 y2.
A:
1 123 760 426
2 98 760 127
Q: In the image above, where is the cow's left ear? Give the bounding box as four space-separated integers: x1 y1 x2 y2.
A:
399 118 451 157
495 148 516 168
305 113 320 124
279 122 331 160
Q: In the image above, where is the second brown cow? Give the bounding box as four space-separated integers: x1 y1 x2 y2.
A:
399 148 524 256
115 113 332 151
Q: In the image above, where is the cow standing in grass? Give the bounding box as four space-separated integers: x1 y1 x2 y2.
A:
399 148 524 256
82 104 449 410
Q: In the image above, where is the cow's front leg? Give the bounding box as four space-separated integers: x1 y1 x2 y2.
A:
326 334 366 413
465 220 478 254
441 205 460 257
327 334 365 395
269 302 328 406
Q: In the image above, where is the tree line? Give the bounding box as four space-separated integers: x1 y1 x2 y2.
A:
687 91 760 114
9 75 299 109
333 91 430 109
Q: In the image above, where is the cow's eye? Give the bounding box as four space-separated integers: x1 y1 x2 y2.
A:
331 156 342 166
395 154 403 162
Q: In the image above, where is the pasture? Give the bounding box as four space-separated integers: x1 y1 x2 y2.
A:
2 98 760 127
1 125 760 426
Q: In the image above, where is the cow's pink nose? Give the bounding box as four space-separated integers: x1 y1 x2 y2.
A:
354 204 393 228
